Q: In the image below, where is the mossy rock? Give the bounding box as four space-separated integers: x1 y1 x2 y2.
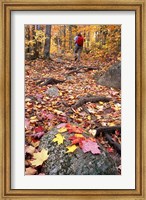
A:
39 127 119 175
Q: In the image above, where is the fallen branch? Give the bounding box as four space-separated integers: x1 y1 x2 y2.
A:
95 126 121 137
72 96 111 109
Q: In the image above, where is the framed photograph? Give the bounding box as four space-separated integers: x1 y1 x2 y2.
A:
0 0 145 199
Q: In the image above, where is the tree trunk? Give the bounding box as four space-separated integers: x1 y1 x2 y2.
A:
36 25 41 30
69 25 72 50
95 31 99 42
44 25 51 59
63 25 66 51
87 32 90 48
25 25 30 53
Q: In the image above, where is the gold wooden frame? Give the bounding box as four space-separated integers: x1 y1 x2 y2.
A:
0 0 145 199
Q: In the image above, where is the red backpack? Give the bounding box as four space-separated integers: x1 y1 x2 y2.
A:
76 36 84 46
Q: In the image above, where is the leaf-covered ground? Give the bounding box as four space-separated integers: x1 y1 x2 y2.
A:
25 56 121 175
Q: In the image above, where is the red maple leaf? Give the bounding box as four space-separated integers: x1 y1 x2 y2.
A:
66 123 84 134
68 135 85 146
34 126 44 133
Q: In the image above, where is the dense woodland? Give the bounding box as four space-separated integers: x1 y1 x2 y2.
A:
25 24 121 60
25 24 121 175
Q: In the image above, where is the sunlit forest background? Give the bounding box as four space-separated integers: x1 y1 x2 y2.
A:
25 24 121 62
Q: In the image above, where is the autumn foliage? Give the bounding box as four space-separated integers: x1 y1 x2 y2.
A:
25 24 121 175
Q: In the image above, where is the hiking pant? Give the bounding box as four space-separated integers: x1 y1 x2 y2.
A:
74 45 83 61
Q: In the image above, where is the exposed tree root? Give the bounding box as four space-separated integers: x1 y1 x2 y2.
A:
72 96 111 109
66 66 98 75
95 126 121 137
105 133 121 155
36 77 65 86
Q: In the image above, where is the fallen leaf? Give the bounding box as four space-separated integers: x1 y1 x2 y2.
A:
31 140 40 148
52 133 65 145
25 167 37 175
25 98 32 102
30 118 38 123
25 118 30 129
25 145 35 155
47 113 55 120
107 147 114 153
66 145 78 153
99 101 104 105
57 123 67 128
66 123 84 134
87 108 96 114
31 131 44 139
30 149 49 167
58 127 67 133
38 173 45 175
54 109 64 115
30 116 37 120
89 129 97 137
74 134 85 138
108 122 116 126
81 140 101 154
34 126 44 133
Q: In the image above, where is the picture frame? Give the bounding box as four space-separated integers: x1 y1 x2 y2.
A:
0 0 145 199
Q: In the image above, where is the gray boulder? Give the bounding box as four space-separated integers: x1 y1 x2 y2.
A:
39 127 119 175
46 86 59 97
96 62 121 89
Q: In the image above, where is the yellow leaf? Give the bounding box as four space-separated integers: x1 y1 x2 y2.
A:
58 127 67 133
89 129 96 137
99 101 104 105
30 118 38 123
70 115 75 119
54 109 63 115
114 104 121 111
25 98 31 102
87 115 91 120
74 134 84 138
48 107 53 111
108 122 116 127
51 101 56 106
30 149 49 167
30 116 37 120
31 141 40 148
52 133 65 145
96 115 102 120
66 145 78 153
70 96 74 99
37 105 42 108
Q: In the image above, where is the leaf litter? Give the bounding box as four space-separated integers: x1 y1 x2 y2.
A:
25 57 121 175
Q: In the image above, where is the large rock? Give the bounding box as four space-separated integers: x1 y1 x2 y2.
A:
39 127 119 175
46 86 59 97
96 62 121 89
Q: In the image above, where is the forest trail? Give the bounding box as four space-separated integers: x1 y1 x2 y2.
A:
25 57 121 175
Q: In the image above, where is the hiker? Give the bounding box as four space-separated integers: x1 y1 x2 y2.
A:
74 33 84 61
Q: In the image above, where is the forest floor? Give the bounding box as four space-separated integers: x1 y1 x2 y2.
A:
25 54 121 175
